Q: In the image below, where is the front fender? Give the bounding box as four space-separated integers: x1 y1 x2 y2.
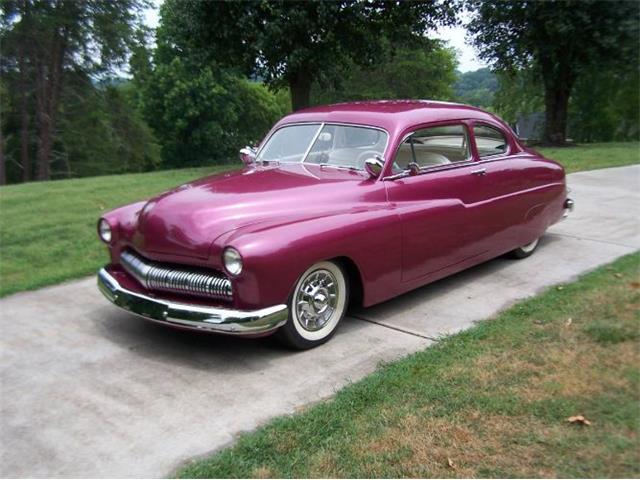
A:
101 201 147 263
216 206 402 310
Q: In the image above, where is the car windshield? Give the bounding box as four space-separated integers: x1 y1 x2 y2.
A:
257 123 388 170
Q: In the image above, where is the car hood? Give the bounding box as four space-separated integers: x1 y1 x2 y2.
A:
129 163 371 259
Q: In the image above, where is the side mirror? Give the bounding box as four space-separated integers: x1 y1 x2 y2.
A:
364 156 385 179
239 146 257 165
407 162 420 176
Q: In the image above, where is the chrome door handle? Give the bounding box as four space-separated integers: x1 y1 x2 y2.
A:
471 168 487 176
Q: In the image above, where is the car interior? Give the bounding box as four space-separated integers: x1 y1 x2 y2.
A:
475 125 508 157
304 126 387 169
393 125 471 172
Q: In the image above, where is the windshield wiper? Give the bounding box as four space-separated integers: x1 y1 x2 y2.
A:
317 163 359 171
258 158 280 165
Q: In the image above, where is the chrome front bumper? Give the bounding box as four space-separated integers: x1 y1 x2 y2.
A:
97 268 288 335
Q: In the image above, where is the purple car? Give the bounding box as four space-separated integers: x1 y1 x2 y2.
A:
97 100 573 349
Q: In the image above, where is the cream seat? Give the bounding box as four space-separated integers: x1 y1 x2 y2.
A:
395 144 451 169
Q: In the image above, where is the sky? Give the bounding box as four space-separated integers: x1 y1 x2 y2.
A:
434 23 488 72
142 2 488 73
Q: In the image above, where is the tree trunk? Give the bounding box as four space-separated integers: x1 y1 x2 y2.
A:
18 45 30 182
35 63 51 181
0 125 6 185
543 84 571 145
36 111 52 180
289 70 312 111
35 32 66 181
541 60 574 145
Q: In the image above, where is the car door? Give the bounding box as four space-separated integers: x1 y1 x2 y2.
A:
384 121 499 282
469 122 553 254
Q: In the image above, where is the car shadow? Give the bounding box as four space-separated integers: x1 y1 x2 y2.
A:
352 234 562 321
93 302 373 372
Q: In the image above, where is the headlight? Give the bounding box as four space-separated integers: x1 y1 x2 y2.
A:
98 219 112 243
223 247 243 276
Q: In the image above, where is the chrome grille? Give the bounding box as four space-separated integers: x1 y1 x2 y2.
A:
120 250 232 300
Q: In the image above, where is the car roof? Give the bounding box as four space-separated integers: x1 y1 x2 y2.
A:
277 100 509 136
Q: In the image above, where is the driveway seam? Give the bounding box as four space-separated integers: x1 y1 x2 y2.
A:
547 231 638 249
350 314 438 341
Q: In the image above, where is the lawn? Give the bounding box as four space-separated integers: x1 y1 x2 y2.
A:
0 142 638 297
538 141 640 174
178 253 640 478
0 164 235 296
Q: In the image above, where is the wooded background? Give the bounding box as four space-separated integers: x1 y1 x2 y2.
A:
1 0 638 185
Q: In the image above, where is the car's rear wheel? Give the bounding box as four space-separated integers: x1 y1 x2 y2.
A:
510 237 540 259
276 260 349 350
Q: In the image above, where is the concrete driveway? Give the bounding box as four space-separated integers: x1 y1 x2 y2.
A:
1 165 638 477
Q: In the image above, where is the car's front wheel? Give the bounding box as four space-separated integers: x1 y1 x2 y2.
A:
510 237 540 259
276 260 349 350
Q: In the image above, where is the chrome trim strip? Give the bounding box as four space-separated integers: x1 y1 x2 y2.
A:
383 159 477 181
120 250 232 300
98 269 288 335
382 149 525 180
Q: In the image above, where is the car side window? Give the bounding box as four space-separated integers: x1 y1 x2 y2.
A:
394 124 470 172
475 125 508 157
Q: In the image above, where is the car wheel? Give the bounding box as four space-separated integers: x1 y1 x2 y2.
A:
276 260 349 350
510 237 540 259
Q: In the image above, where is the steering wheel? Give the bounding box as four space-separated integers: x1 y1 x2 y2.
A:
316 151 330 164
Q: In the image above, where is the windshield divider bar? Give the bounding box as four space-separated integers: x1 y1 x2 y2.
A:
300 123 325 164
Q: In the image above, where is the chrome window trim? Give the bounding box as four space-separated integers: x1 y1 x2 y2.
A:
477 151 510 161
255 121 390 170
383 159 478 181
475 154 513 165
384 149 522 181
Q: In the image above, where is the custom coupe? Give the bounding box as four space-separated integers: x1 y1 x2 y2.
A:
97 100 574 349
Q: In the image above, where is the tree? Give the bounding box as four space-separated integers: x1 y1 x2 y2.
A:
453 67 498 109
492 69 543 125
312 38 458 104
0 82 5 185
492 64 639 143
159 0 458 111
1 0 148 180
467 0 640 144
57 78 161 178
138 56 285 168
569 65 639 142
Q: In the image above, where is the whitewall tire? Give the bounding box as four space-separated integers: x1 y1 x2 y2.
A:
276 260 349 349
510 237 540 259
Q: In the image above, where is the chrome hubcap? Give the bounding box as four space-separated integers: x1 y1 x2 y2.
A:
295 269 339 331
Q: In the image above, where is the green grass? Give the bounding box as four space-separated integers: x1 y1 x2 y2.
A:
538 141 640 174
0 142 638 297
178 253 640 478
0 164 236 296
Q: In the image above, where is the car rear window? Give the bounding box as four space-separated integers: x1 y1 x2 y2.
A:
475 125 508 157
